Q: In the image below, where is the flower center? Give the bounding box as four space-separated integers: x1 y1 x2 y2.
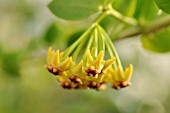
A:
46 65 61 76
86 66 101 77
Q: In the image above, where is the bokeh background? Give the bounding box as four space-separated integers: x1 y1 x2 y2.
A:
0 0 170 113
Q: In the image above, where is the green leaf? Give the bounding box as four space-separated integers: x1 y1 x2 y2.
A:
43 23 59 43
112 0 137 17
142 28 170 53
134 0 159 24
155 0 170 14
48 0 104 20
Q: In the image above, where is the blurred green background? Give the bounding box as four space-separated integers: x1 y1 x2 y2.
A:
0 0 170 113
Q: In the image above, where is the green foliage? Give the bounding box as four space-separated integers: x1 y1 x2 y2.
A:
43 23 59 43
134 0 159 24
67 30 85 47
47 0 170 54
1 1 170 113
155 0 170 14
1 52 20 77
112 0 137 16
48 0 105 20
142 28 170 53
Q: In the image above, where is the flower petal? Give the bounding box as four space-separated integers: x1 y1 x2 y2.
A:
47 47 53 64
117 65 124 81
57 57 72 71
94 51 104 70
103 57 116 70
86 50 93 67
74 60 84 75
53 50 60 65
124 64 133 81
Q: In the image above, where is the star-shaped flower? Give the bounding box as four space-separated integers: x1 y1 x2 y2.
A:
45 47 73 76
85 50 116 78
107 64 133 90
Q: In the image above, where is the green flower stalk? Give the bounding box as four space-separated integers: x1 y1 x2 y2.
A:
45 24 133 91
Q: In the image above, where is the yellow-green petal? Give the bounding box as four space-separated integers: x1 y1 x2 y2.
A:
124 64 133 81
86 50 93 67
53 50 60 65
94 51 104 70
47 47 53 64
103 57 116 70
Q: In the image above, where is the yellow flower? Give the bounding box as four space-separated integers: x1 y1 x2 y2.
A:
44 24 135 91
45 47 133 91
54 60 86 89
85 50 116 78
107 64 133 90
83 50 116 90
45 47 73 76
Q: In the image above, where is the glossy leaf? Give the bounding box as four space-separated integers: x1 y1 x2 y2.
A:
142 28 170 53
48 0 104 20
155 0 170 14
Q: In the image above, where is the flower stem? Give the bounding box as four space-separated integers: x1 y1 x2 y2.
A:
93 10 107 24
94 28 98 57
96 25 117 69
108 4 138 26
63 25 95 59
97 25 123 70
106 34 123 70
103 0 115 5
72 36 87 61
83 32 94 60
63 9 109 60
98 26 105 53
116 15 170 40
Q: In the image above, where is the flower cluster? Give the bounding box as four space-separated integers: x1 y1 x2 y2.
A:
45 47 133 90
45 24 133 91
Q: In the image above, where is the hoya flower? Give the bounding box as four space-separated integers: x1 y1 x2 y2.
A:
63 50 115 90
85 50 116 78
45 24 134 91
83 50 116 90
57 61 85 89
45 47 73 76
46 49 85 89
107 64 133 90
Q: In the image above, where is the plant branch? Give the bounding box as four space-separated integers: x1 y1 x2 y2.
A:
108 5 138 26
116 15 170 40
95 4 138 26
93 8 108 24
104 0 115 5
